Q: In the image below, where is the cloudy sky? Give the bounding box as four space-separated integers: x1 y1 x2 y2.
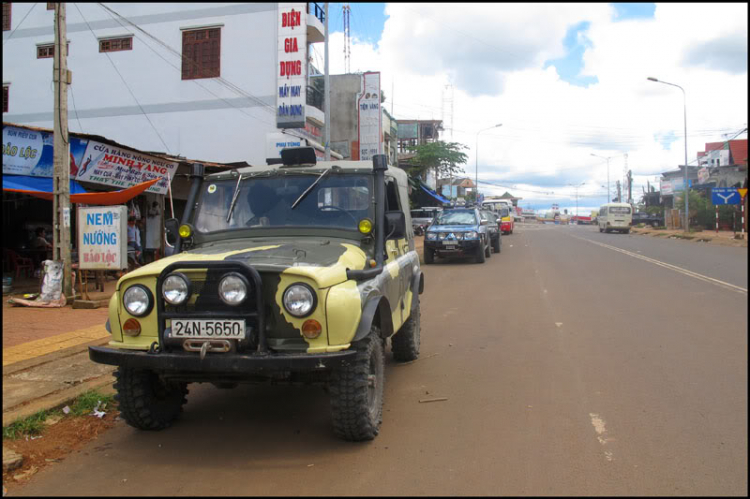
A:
313 3 748 214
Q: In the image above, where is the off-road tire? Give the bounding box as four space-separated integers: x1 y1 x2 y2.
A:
599 226 604 232
624 229 630 234
485 241 492 258
492 237 500 253
475 242 486 263
392 303 420 362
424 248 434 264
330 332 385 441
114 367 188 431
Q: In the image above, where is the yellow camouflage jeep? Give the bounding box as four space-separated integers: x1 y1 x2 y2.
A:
89 150 424 441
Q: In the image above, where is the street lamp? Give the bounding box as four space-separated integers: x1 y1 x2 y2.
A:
590 153 612 203
476 124 502 205
567 181 586 220
647 76 689 233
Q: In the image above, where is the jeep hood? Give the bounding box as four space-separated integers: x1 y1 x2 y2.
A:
119 239 368 289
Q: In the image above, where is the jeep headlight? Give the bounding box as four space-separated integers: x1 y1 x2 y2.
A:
219 273 249 306
426 232 437 240
464 231 479 239
123 285 153 317
438 232 448 240
283 283 316 317
162 273 191 305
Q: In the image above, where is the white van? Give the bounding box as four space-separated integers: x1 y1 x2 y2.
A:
598 202 633 233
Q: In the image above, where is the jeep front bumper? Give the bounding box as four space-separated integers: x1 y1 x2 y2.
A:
89 346 357 373
424 239 481 254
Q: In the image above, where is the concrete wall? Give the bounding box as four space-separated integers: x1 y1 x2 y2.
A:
3 3 321 165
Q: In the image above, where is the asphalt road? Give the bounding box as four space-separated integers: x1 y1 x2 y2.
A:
16 224 748 496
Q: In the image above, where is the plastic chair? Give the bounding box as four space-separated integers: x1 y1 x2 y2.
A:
5 249 35 280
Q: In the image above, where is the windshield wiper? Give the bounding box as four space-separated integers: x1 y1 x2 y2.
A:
226 173 244 223
291 169 329 210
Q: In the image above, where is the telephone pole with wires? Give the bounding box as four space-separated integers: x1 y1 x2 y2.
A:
53 2 73 300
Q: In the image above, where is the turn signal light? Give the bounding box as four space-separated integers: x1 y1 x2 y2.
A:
301 319 322 339
179 224 193 238
123 318 142 337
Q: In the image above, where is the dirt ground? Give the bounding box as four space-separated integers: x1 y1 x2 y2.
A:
3 409 119 493
630 226 748 247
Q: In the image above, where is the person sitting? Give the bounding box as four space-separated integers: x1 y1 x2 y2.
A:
32 227 52 250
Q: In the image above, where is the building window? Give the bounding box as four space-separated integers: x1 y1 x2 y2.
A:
37 42 68 59
181 27 221 80
100 37 132 53
3 86 8 113
3 3 11 31
47 3 55 10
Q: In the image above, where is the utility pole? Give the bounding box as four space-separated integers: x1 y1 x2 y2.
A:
324 2 330 161
627 169 633 204
616 180 621 202
53 2 73 301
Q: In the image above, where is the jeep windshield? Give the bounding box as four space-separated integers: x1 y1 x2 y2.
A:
433 211 477 225
193 173 373 233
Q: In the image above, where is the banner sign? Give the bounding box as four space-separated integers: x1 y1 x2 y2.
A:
698 167 709 184
77 205 128 270
357 71 382 161
3 125 176 195
276 3 307 129
3 125 88 178
76 140 178 195
660 180 673 195
711 187 741 205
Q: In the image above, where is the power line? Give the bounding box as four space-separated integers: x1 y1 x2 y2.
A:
74 3 171 153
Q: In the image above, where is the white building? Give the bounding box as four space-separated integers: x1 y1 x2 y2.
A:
2 2 338 164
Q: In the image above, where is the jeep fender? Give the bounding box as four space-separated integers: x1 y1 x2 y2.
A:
353 295 395 342
410 270 424 311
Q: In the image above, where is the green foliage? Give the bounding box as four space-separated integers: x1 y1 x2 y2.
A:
464 191 477 203
3 410 51 439
645 206 662 216
69 390 115 416
407 141 469 180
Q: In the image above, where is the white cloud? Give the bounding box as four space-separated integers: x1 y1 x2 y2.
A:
325 2 748 207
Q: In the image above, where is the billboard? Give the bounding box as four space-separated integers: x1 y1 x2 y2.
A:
276 3 307 129
3 125 88 178
397 123 418 140
357 72 382 161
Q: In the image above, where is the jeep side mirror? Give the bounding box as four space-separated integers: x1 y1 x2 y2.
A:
480 219 488 225
385 211 406 239
165 218 180 245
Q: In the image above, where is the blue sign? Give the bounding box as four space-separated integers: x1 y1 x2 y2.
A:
711 188 741 205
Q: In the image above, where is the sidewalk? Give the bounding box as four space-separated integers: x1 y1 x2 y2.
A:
630 226 748 247
2 280 118 427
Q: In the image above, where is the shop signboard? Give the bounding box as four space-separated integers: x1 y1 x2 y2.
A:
2 125 88 178
397 123 418 140
660 180 673 195
276 2 307 129
77 205 128 270
266 133 304 159
697 167 709 184
358 71 382 161
76 140 178 195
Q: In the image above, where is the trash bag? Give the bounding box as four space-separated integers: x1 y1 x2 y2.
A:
40 260 64 302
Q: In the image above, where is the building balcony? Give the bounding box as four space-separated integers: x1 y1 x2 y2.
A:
307 3 325 43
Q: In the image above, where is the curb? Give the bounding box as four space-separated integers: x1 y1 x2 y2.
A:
2 373 116 427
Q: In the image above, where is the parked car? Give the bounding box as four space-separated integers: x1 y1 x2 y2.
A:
88 149 424 442
480 209 502 253
423 208 491 264
410 207 442 235
631 211 663 227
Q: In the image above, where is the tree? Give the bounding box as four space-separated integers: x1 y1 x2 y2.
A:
406 141 469 187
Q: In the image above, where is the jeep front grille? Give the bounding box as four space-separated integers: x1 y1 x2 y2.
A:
156 261 266 353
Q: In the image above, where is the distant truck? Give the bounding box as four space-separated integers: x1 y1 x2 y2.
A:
631 211 663 227
571 215 593 225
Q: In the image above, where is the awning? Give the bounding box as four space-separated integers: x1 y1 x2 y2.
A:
420 184 450 204
3 175 159 205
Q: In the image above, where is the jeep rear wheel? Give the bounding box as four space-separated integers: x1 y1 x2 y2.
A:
392 302 420 362
330 331 385 441
114 368 188 431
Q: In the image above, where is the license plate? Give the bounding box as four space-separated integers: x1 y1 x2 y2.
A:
171 319 245 339
444 245 456 251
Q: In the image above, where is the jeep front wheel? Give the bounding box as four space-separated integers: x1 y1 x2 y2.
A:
114 368 188 431
392 302 420 362
475 242 486 263
424 247 434 264
329 331 385 441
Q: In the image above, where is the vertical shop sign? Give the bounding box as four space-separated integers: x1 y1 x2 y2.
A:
277 3 307 129
358 72 382 161
77 205 128 270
